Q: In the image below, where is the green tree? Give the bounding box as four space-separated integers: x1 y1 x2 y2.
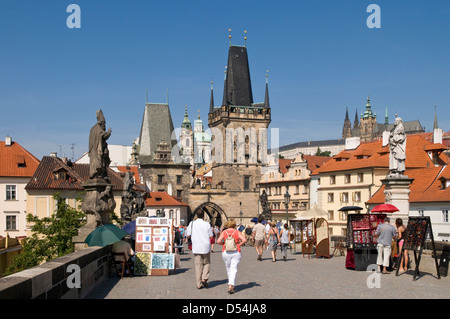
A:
3 193 86 276
315 147 331 157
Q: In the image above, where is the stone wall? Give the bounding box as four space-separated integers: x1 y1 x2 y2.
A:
0 246 110 299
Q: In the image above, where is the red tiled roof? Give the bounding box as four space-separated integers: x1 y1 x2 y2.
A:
303 155 332 172
311 134 447 175
116 165 142 184
0 141 40 177
145 191 188 207
367 165 450 204
278 159 293 175
26 156 126 191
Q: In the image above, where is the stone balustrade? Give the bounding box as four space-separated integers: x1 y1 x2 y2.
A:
0 245 110 299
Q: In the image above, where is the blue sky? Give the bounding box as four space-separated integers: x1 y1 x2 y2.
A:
1 1 450 160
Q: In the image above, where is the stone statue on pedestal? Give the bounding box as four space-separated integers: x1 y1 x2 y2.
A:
88 109 112 182
74 110 117 250
389 116 406 177
259 189 272 221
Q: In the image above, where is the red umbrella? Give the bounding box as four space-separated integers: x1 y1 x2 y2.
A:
370 203 399 213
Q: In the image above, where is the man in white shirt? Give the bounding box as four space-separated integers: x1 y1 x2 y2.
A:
186 210 214 289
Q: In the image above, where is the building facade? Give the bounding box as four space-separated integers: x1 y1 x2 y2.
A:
0 136 40 238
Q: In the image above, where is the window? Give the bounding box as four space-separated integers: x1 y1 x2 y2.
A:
344 174 351 184
330 175 336 185
176 175 182 184
244 176 250 190
418 210 424 217
327 193 334 202
6 185 16 200
443 210 449 223
6 215 17 230
341 192 349 203
177 190 183 198
357 173 364 183
353 191 361 202
157 175 164 184
328 210 334 221
339 211 347 221
295 185 299 194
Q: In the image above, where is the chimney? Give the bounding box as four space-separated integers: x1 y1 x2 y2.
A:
434 128 443 144
5 136 12 146
50 152 57 157
345 137 360 150
382 131 390 147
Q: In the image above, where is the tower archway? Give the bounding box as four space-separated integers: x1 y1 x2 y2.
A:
192 202 228 228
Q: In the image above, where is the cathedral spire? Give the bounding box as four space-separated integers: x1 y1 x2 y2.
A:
264 71 270 109
209 80 214 113
385 106 389 125
353 109 359 130
434 104 438 130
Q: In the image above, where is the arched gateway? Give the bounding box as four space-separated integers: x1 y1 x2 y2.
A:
192 202 228 228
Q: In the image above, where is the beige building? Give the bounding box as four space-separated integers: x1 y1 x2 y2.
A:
258 154 330 224
311 133 446 236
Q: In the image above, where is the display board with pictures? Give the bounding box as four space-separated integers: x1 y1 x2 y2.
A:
135 217 173 253
397 216 440 280
133 217 175 276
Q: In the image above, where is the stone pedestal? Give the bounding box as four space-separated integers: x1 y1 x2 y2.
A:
381 175 414 223
73 179 116 251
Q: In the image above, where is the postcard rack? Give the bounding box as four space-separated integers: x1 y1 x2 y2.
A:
396 216 440 280
134 217 175 276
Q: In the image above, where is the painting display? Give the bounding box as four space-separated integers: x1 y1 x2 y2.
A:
133 217 175 276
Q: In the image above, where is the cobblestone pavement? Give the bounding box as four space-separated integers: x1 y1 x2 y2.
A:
86 244 449 299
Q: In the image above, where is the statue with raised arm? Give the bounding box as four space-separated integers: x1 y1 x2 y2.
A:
389 116 406 176
88 109 112 181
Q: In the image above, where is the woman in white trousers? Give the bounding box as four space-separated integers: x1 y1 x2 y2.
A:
217 219 247 294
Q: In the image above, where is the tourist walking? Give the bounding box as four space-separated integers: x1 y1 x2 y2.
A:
374 216 397 274
252 216 266 261
280 223 290 261
395 218 408 272
266 221 280 262
216 219 247 294
186 211 214 289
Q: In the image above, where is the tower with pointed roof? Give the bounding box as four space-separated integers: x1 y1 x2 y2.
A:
204 41 271 218
359 95 377 142
138 97 191 204
179 105 194 166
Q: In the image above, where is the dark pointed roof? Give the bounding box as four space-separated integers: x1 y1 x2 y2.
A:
264 76 270 109
209 81 214 113
222 45 253 106
139 102 178 165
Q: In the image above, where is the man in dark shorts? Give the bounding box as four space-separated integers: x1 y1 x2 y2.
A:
252 216 266 261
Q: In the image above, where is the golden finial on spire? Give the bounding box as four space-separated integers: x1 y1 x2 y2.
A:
266 69 269 83
244 30 247 47
198 109 200 119
228 28 232 46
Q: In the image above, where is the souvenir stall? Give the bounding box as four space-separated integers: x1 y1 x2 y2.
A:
315 218 330 258
134 216 175 276
290 217 314 254
345 213 387 271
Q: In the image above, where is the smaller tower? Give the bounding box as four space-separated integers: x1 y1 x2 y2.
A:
342 107 352 139
179 105 194 166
